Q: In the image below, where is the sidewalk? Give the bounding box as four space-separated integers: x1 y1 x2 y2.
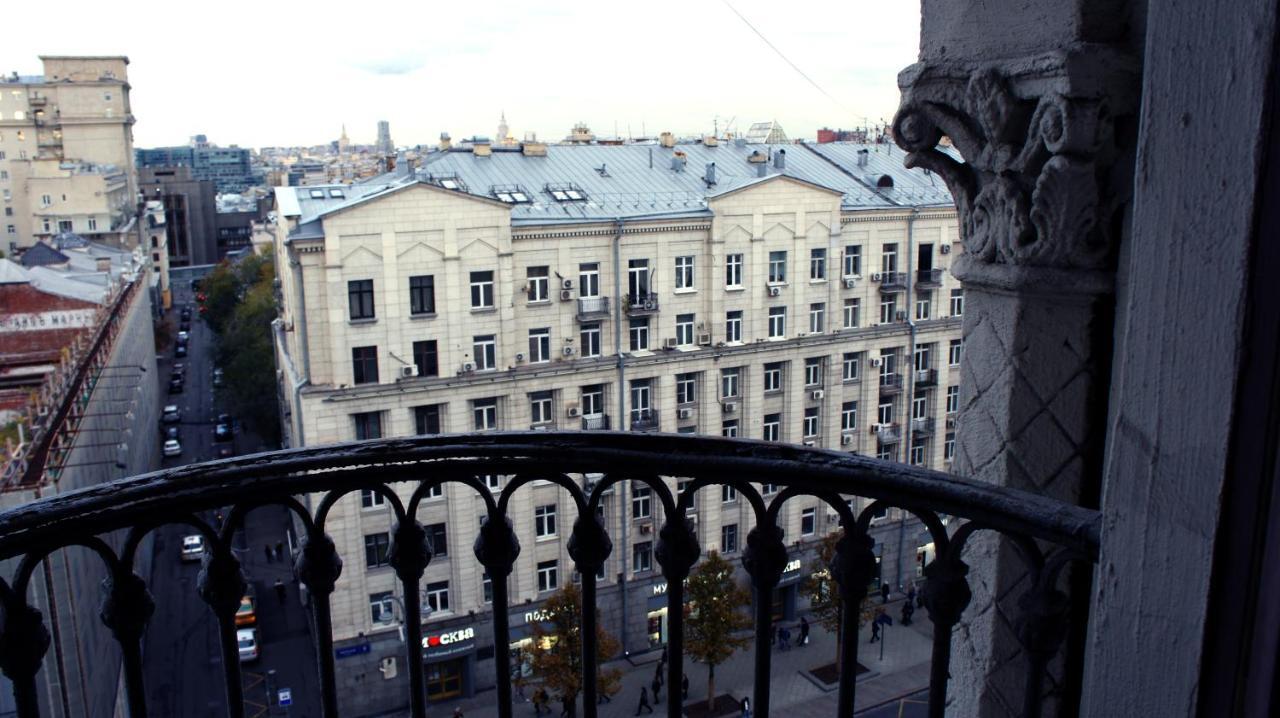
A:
440 597 933 717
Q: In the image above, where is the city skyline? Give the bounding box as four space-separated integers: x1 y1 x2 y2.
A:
0 0 920 149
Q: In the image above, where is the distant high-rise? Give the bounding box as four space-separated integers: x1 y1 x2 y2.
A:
376 120 393 155
338 124 350 155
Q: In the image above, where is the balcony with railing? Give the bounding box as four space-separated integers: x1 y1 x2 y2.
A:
629 409 659 431
581 414 611 431
874 271 908 291
576 296 610 320
873 422 902 443
911 417 936 436
0 433 1101 718
916 268 943 288
624 293 659 315
913 368 938 386
878 373 904 395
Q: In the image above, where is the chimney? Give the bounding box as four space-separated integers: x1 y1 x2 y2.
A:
773 148 786 170
473 137 492 157
96 257 112 272
857 148 869 167
704 162 717 186
439 133 452 151
756 162 768 178
521 140 548 157
671 151 687 172
407 158 416 180
703 135 719 147
747 150 767 164
659 132 676 148
733 137 747 149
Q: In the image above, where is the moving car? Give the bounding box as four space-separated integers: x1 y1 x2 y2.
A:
162 405 181 423
163 438 182 457
237 628 259 662
181 535 204 562
235 589 256 627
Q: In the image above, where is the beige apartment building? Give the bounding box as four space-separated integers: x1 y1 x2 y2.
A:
267 138 963 714
0 56 138 254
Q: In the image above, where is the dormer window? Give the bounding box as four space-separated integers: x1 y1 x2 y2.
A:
308 189 325 199
491 185 531 203
546 183 587 202
427 174 467 192
328 188 345 199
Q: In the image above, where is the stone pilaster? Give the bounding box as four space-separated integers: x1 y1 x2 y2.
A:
893 47 1138 716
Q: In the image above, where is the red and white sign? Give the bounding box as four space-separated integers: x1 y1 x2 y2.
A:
421 627 475 649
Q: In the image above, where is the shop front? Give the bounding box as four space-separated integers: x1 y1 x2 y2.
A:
647 580 671 648
508 607 556 682
421 625 477 702
915 532 935 579
771 558 804 622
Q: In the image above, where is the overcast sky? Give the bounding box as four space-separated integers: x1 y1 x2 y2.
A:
2 0 920 149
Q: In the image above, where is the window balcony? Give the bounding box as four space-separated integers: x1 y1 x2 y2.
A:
576 296 609 320
629 410 659 431
911 417 936 436
874 271 908 290
0 432 1100 718
916 268 943 288
914 368 938 386
624 292 659 315
873 422 902 443
878 373 904 394
581 414 611 431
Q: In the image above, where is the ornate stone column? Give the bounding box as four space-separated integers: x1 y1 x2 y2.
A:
893 45 1138 716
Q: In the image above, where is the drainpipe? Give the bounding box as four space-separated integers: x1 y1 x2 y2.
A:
288 246 311 447
896 208 920 592
612 217 631 653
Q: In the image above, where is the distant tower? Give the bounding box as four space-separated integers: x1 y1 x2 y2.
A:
338 124 350 155
497 111 512 145
376 120 394 155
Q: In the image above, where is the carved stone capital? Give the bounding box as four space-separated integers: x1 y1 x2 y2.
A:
893 46 1139 290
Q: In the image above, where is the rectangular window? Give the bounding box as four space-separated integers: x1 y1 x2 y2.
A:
348 279 375 320
949 339 963 366
676 314 695 346
483 475 502 490
842 401 858 431
628 259 651 299
843 298 860 329
414 404 442 434
581 386 605 417
530 391 553 425
810 248 827 280
675 256 695 290
916 293 932 321
912 395 928 421
722 484 737 503
809 303 825 333
470 270 495 309
482 572 493 604
352 346 379 385
944 433 956 461
843 352 862 381
882 243 898 273
676 373 697 405
632 485 651 519
843 246 862 276
529 328 551 363
803 407 819 438
370 591 395 624
726 253 743 288
801 508 817 536
946 386 960 414
629 318 650 352
473 335 496 370
579 262 600 298
412 340 438 377
540 560 560 593
721 368 741 398
950 288 965 316
423 483 443 500
722 524 739 553
580 322 601 357
722 419 739 438
877 443 896 461
764 363 783 393
878 401 895 426
763 413 780 442
804 357 823 386
473 398 498 430
633 542 654 573
910 442 926 466
535 505 557 538
880 294 898 324
409 275 436 315
762 483 779 495
723 310 743 343
426 523 448 557
361 489 386 509
914 345 933 372
768 307 786 338
527 266 549 302
425 581 450 613
87 218 97 232
880 348 898 379
630 379 653 424
364 532 391 568
40 194 52 207
768 250 788 284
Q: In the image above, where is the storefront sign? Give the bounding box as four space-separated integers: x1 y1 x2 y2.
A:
652 582 668 596
421 627 476 650
783 559 802 574
524 609 552 624
335 643 371 659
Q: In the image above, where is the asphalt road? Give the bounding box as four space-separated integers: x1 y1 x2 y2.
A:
143 287 322 717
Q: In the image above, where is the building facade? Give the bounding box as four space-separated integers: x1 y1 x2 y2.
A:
135 140 256 193
138 165 219 266
376 120 394 155
0 57 138 254
267 140 962 714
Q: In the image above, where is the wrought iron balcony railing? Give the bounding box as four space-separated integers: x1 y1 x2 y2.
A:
916 268 944 288
879 372 904 394
576 296 610 320
0 432 1100 718
624 292 659 314
874 271 908 290
629 410 659 431
914 368 938 386
581 414 611 431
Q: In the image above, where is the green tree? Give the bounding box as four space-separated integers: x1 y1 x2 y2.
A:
528 583 622 717
205 255 281 445
802 531 877 671
684 550 752 712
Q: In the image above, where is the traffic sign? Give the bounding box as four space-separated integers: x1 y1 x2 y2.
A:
278 688 292 707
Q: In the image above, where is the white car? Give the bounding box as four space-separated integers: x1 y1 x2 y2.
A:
177 330 190 342
162 405 181 423
237 628 259 662
163 438 182 457
181 535 204 562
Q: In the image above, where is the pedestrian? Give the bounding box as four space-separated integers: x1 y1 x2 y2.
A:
453 708 464 718
276 541 285 562
264 544 274 562
799 616 810 646
654 662 664 687
907 583 917 606
651 672 662 701
635 686 653 715
741 696 751 718
681 673 689 700
533 687 548 715
871 619 881 643
274 578 286 604
881 583 890 604
901 599 915 626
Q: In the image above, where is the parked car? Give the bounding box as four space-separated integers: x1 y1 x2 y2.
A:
237 628 259 662
163 438 182 456
214 422 232 442
180 307 192 320
164 426 180 441
162 405 181 423
175 345 187 358
168 378 183 394
181 535 204 562
235 589 257 627
179 321 190 332
177 330 190 342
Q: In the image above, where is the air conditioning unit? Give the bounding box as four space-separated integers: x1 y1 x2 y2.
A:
399 365 418 379
946 416 957 429
697 333 712 346
563 346 575 357
677 407 693 420
460 362 475 373
562 279 574 290
638 522 653 535
567 406 581 418
768 286 783 297
811 390 825 401
872 272 883 282
664 338 679 349
940 244 952 255
841 433 854 446
722 401 737 413
870 357 883 367
560 289 573 301
515 352 525 362
802 440 816 447
827 512 839 525
643 299 657 311
843 278 857 289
